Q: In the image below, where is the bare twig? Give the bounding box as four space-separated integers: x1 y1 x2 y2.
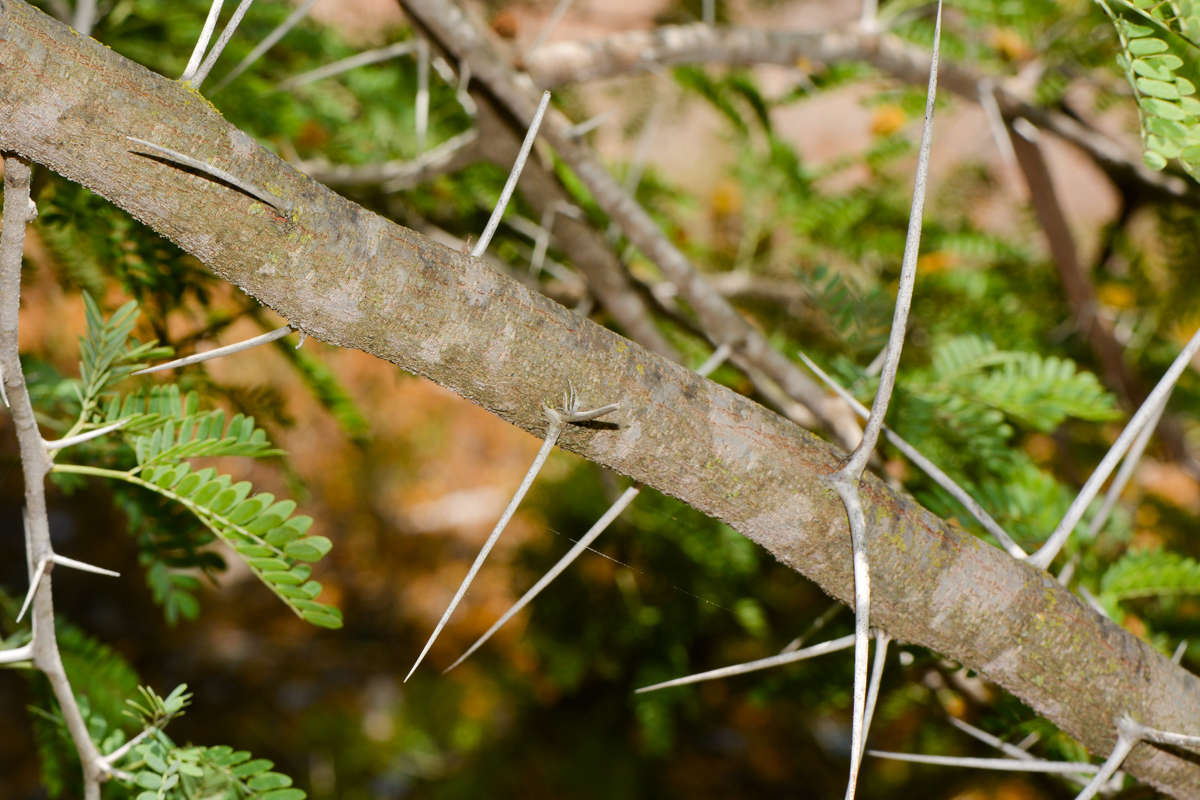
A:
635 634 856 693
472 90 551 258
2 155 106 798
212 0 320 92
406 384 619 681
127 138 292 216
300 129 479 191
133 324 292 375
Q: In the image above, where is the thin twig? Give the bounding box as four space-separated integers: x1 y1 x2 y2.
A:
212 0 320 92
798 352 1025 557
189 0 256 89
472 90 552 259
1029 325 1200 569
127 138 293 216
406 384 618 681
275 41 417 91
133 324 292 375
2 155 106 799
636 634 856 693
181 0 226 83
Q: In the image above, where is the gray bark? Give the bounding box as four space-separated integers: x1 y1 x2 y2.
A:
1 3 1199 796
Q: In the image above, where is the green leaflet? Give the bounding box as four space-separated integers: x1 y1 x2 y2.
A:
1100 0 1200 178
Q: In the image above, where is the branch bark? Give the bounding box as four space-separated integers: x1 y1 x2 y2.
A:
2 3 1200 796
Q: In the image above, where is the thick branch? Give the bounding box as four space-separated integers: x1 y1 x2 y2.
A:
522 24 1200 208
2 3 1200 795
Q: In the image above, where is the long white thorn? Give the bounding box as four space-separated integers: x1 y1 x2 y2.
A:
0 361 9 408
860 631 890 758
127 138 293 216
832 7 940 799
781 603 843 653
17 557 48 623
43 418 130 451
947 716 1090 787
866 752 1101 774
444 485 641 673
444 343 729 672
799 351 1025 557
636 634 856 694
406 388 618 681
181 0 226 83
50 554 121 578
1029 324 1200 569
528 0 577 54
703 0 716 26
1086 388 1168 540
132 325 292 375
72 0 98 36
276 41 417 91
472 91 552 259
1071 719 1139 800
189 0 256 89
0 642 34 665
1173 639 1188 664
415 37 430 154
212 0 320 92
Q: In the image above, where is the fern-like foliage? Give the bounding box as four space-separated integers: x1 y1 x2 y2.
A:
1100 548 1200 601
121 736 307 800
76 294 172 428
918 335 1121 432
53 302 342 630
1099 0 1200 177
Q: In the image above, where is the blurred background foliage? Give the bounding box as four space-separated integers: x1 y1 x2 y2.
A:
3 0 1200 797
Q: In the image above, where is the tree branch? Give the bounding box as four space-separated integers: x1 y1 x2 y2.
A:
2 3 1200 795
521 23 1200 209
